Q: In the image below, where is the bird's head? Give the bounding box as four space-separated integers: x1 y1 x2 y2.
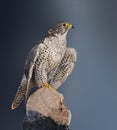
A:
48 22 74 38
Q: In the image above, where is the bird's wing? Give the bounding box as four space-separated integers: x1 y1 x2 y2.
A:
11 43 40 110
48 48 77 89
11 41 46 109
24 42 43 101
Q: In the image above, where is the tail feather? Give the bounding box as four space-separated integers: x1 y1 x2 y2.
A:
11 75 27 110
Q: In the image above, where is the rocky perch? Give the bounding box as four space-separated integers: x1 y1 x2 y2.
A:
22 87 71 130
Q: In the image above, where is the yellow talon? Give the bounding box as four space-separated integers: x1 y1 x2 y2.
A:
45 82 49 88
45 82 55 90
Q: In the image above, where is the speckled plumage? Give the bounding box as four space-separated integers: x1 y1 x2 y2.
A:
11 22 77 109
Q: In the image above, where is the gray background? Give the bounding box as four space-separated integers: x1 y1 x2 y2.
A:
0 0 117 130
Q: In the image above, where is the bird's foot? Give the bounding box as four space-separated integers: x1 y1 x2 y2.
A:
45 82 55 91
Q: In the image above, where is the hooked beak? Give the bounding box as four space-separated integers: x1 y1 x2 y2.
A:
66 23 74 29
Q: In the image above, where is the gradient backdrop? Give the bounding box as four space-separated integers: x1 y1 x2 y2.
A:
0 0 117 130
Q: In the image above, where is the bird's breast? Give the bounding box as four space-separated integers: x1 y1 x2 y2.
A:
47 43 66 72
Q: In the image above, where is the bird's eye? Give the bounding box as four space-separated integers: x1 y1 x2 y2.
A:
63 23 66 26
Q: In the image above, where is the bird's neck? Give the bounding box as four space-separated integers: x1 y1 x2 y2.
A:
47 34 67 46
57 34 67 43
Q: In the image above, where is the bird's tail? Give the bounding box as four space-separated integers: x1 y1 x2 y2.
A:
11 75 27 110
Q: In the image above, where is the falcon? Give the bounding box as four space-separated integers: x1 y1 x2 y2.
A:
11 22 77 110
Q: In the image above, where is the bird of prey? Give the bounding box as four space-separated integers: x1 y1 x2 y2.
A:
11 22 77 110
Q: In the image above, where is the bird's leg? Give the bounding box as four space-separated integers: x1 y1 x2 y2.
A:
44 82 55 90
33 64 55 90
